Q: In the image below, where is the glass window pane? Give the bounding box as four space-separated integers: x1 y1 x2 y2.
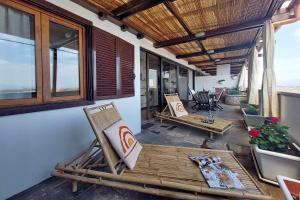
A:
178 67 188 101
49 22 80 97
0 4 36 100
162 61 177 94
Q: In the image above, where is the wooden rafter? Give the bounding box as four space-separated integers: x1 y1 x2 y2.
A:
246 0 286 54
154 0 285 49
163 0 214 62
112 0 167 20
163 1 191 34
176 43 253 59
266 0 286 18
190 55 247 65
71 0 144 38
72 0 290 66
154 18 266 48
197 62 244 69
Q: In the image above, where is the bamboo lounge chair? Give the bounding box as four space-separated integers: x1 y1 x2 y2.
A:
52 103 273 200
156 94 232 139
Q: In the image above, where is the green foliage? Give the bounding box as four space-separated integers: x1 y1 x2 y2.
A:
228 88 241 95
245 105 258 115
249 123 290 153
240 100 248 104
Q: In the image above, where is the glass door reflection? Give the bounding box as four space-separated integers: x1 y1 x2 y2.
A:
140 51 161 121
178 67 189 101
162 61 178 95
147 54 160 119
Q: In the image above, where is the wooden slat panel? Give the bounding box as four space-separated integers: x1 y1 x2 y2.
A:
123 144 264 197
211 49 249 59
202 28 259 50
124 3 188 41
93 27 117 98
167 41 201 55
171 0 272 33
119 38 135 96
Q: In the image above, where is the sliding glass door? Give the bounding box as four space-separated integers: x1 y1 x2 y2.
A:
178 67 189 101
140 51 161 121
162 60 177 94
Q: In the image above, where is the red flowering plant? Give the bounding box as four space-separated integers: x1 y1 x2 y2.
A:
249 117 290 153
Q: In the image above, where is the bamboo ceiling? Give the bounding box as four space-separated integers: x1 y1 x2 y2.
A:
81 0 285 75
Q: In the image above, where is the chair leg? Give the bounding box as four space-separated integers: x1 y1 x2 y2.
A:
72 180 78 192
217 104 223 110
210 132 214 140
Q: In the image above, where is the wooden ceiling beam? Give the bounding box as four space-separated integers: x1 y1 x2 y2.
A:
231 66 243 69
71 0 145 39
164 1 192 34
164 0 214 62
190 55 247 65
200 67 216 70
154 18 267 48
266 0 286 18
196 62 244 69
230 65 243 68
176 42 253 59
206 69 216 72
112 0 167 20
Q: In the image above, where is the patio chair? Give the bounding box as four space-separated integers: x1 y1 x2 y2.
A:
52 102 273 200
189 88 200 110
156 93 232 139
197 91 211 110
212 89 225 110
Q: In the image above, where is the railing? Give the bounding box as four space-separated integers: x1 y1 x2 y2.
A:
278 91 300 145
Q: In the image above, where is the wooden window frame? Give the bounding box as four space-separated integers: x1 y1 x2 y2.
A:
41 14 86 103
0 0 43 108
0 0 90 112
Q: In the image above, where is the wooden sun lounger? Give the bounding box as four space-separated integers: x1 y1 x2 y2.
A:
155 94 232 139
51 103 273 200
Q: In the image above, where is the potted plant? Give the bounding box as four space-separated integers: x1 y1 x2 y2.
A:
239 100 248 110
249 118 300 182
218 79 225 85
241 105 265 128
224 88 247 105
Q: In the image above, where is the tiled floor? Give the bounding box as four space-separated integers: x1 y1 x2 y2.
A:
8 104 284 200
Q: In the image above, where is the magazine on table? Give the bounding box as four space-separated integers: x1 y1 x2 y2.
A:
189 154 245 189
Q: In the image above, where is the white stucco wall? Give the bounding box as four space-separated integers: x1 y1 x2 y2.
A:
195 64 238 91
0 1 195 199
280 93 300 145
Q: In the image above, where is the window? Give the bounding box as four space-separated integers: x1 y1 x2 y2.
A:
93 27 134 99
0 1 86 108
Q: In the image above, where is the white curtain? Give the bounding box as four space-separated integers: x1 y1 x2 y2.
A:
0 4 33 40
0 4 36 99
238 64 248 91
262 20 279 117
248 48 260 105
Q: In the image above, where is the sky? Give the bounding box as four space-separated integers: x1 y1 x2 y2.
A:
274 21 300 86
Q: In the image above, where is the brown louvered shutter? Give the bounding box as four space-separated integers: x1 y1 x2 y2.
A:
119 38 135 96
93 27 117 99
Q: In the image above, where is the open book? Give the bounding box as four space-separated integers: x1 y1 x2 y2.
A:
189 154 245 189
